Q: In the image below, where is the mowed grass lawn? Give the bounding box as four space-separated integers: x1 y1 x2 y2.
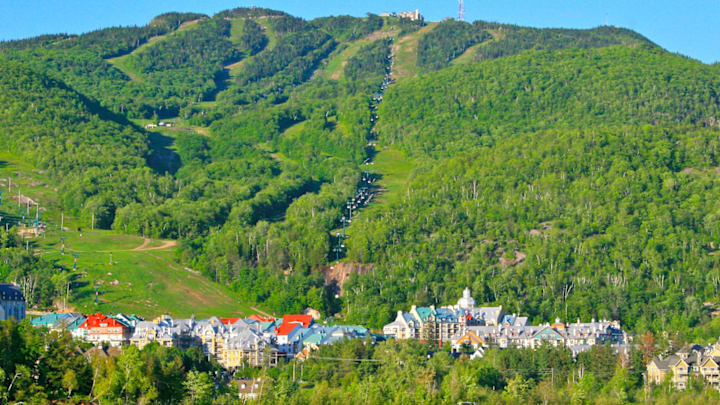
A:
36 229 258 318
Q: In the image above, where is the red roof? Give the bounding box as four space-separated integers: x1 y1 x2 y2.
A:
276 322 300 336
248 314 274 322
220 318 241 325
79 313 129 330
282 314 312 327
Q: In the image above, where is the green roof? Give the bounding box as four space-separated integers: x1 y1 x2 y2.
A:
31 313 70 327
334 325 368 335
302 332 325 345
415 307 436 321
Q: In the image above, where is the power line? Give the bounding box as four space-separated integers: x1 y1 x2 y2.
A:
304 356 624 376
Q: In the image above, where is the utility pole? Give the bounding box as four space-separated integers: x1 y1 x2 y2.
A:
91 212 95 230
61 212 64 231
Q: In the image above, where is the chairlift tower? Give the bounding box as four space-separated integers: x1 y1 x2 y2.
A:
458 0 465 22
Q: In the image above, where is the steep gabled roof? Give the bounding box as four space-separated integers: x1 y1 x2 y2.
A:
415 307 436 321
276 322 300 337
79 313 129 330
248 314 275 322
533 326 564 340
220 317 241 325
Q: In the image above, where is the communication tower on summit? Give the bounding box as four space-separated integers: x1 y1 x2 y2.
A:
458 0 465 21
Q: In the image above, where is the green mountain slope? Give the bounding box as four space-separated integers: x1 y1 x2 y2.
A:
0 59 156 226
346 125 720 330
377 46 720 158
3 8 720 333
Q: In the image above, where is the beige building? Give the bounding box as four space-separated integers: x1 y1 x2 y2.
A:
648 343 720 390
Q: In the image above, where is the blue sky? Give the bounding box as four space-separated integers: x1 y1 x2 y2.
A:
1 0 717 64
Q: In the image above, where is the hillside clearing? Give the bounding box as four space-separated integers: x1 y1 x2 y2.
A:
106 19 203 83
0 151 260 318
321 29 396 81
391 23 438 80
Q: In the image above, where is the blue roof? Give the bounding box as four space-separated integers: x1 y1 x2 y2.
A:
334 325 369 335
435 308 456 321
64 316 86 330
502 314 517 325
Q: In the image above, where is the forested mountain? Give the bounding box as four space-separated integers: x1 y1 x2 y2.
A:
2 8 720 337
0 60 160 227
378 46 720 158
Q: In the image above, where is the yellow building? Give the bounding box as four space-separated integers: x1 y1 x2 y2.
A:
647 343 720 390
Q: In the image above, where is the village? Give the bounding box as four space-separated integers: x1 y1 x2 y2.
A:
5 283 720 393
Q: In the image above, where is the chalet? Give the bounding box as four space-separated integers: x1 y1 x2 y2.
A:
113 313 142 329
452 329 487 351
532 326 565 347
0 284 25 321
383 310 420 339
194 316 228 357
129 317 195 349
221 319 277 368
648 342 720 391
275 314 314 352
384 288 503 343
79 313 131 346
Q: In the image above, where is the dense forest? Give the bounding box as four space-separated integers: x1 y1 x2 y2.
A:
2 7 720 341
0 60 162 227
377 46 720 158
417 20 490 71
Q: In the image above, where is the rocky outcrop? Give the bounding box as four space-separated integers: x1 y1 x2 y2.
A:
317 262 374 296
